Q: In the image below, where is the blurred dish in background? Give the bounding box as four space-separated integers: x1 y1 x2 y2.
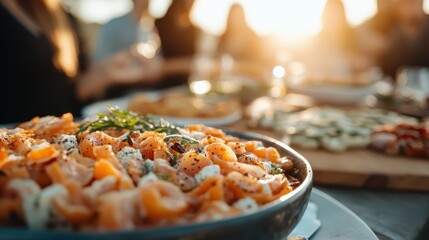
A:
288 82 376 106
367 67 429 118
128 92 241 119
371 122 429 158
249 106 418 152
82 90 242 126
285 65 383 106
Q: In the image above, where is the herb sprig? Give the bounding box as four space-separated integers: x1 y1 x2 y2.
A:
164 135 199 145
78 106 181 135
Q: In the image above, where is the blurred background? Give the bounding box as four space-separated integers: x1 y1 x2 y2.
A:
2 0 429 123
66 0 429 54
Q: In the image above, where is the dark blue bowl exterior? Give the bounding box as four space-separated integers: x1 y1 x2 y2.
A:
0 130 313 240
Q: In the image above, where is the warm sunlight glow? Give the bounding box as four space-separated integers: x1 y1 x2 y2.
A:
273 66 286 79
343 0 377 26
74 0 429 40
136 42 156 59
189 80 211 95
191 0 378 40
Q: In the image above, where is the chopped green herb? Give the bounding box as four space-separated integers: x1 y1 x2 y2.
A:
164 135 199 145
166 151 179 166
271 163 284 175
143 161 155 175
78 106 181 135
157 174 170 181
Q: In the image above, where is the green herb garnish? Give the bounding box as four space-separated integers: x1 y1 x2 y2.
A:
164 135 199 145
156 173 171 181
78 106 181 135
143 161 154 175
271 163 284 175
166 151 180 166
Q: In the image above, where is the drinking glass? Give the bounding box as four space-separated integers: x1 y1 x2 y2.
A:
395 67 429 108
130 15 161 60
188 54 242 96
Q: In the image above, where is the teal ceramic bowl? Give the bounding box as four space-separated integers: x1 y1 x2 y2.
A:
0 130 312 240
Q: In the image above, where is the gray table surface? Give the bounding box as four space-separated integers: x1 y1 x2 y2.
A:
317 186 429 240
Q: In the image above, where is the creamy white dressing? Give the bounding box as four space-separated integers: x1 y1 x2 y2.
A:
138 172 158 187
117 146 143 169
194 165 220 184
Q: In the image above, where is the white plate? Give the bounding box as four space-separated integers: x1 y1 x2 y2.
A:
301 188 378 240
81 93 242 127
288 83 376 105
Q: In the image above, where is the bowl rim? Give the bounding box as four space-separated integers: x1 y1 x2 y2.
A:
1 130 313 238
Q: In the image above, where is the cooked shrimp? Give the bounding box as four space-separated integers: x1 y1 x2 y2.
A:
82 176 117 208
237 153 266 170
227 142 246 155
0 130 34 155
79 131 125 159
199 135 225 148
186 125 226 139
51 181 93 224
205 143 237 162
211 156 266 179
177 151 213 177
187 175 224 202
139 181 188 222
225 172 272 203
98 190 138 230
19 113 77 141
45 157 93 186
1 157 29 179
154 158 196 191
245 141 281 163
126 160 143 184
93 145 124 171
25 144 59 166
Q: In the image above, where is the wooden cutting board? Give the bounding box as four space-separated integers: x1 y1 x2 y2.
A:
229 120 429 191
297 149 429 191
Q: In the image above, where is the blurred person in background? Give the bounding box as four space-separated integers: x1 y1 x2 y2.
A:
216 3 273 75
155 0 199 87
93 0 158 62
317 0 356 55
379 0 429 78
0 0 156 124
356 0 395 68
298 0 366 79
92 0 162 98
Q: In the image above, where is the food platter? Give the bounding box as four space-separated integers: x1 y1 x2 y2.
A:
0 113 312 240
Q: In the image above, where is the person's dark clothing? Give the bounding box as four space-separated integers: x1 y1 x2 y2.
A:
0 5 87 124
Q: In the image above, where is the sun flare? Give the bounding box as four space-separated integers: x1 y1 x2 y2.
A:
73 0 429 41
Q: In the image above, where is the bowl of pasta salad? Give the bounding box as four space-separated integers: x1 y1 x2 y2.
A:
0 107 312 240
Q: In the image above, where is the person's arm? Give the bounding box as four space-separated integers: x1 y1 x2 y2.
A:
76 50 163 101
162 57 192 76
75 64 110 101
